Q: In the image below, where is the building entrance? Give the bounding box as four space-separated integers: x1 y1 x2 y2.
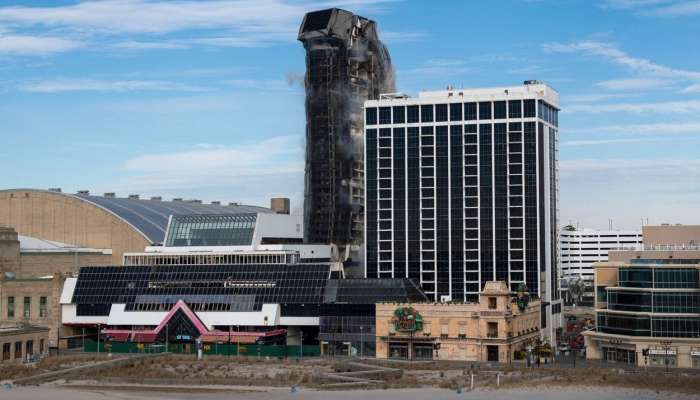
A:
602 346 637 364
487 345 499 362
389 343 409 360
413 344 433 360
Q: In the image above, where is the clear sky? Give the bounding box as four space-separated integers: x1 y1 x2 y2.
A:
1 0 699 230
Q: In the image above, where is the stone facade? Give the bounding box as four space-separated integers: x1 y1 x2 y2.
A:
0 325 50 363
0 274 65 348
376 282 540 363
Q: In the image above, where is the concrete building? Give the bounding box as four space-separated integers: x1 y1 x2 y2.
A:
0 189 270 264
0 325 50 364
364 82 562 342
559 228 642 305
298 8 394 250
375 282 540 362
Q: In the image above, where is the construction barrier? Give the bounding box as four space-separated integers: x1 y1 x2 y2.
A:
83 339 320 357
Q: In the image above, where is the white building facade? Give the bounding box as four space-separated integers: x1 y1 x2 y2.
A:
364 81 562 341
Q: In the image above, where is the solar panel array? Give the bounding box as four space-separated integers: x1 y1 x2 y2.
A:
71 266 429 318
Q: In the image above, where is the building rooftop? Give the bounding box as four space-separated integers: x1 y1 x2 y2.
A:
18 235 111 254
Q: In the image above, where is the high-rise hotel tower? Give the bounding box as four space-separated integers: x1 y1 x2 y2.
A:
364 81 561 339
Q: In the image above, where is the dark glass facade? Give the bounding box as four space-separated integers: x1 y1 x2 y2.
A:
598 266 700 338
365 94 559 303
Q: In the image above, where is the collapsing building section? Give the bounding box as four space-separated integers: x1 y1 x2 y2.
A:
298 8 394 251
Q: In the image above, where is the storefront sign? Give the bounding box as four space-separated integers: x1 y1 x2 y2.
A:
392 307 423 332
649 349 676 355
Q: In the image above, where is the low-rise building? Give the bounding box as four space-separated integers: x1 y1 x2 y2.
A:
584 261 700 368
0 325 50 363
376 282 540 362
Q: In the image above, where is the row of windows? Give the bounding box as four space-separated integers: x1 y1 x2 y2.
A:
366 100 541 125
618 268 699 289
607 290 700 313
5 296 47 319
1 339 45 362
598 312 700 338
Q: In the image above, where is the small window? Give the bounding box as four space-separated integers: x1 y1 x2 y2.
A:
407 105 419 123
479 102 492 120
393 106 405 124
523 99 536 118
366 107 377 125
464 103 477 120
450 103 462 121
489 297 497 309
441 324 449 337
435 104 448 122
7 297 14 319
421 105 434 123
14 342 22 359
379 107 392 124
39 296 47 318
508 100 522 119
23 297 30 319
494 101 506 119
487 322 498 338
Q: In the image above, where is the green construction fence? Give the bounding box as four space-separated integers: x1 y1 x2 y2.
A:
83 339 320 357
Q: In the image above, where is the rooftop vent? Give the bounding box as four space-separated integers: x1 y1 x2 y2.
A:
211 201 221 205
524 80 542 85
77 190 90 195
229 202 240 206
150 196 162 201
173 198 183 202
48 188 62 193
128 194 140 200
103 192 116 198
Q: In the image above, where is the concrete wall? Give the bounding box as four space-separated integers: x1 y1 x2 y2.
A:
16 252 111 278
0 190 150 264
643 225 700 247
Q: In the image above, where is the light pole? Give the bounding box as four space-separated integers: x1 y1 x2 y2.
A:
299 330 303 360
165 323 169 353
360 326 364 359
236 325 240 358
97 324 101 354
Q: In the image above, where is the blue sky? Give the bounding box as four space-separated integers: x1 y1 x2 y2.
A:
1 0 699 229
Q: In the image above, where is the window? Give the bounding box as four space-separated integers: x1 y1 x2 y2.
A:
488 297 497 309
464 103 477 120
40 296 47 318
40 339 45 354
421 105 434 122
407 105 419 123
523 99 536 118
450 103 462 121
487 322 498 338
379 107 391 124
479 102 492 120
508 100 522 118
26 340 33 356
441 324 449 338
7 297 14 319
14 342 22 359
393 106 405 124
365 107 377 125
494 101 506 119
2 343 9 361
23 297 31 319
435 104 448 122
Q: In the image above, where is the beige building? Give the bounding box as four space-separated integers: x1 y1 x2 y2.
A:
0 325 50 364
376 282 540 363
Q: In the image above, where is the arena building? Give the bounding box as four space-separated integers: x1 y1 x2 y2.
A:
0 189 272 264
